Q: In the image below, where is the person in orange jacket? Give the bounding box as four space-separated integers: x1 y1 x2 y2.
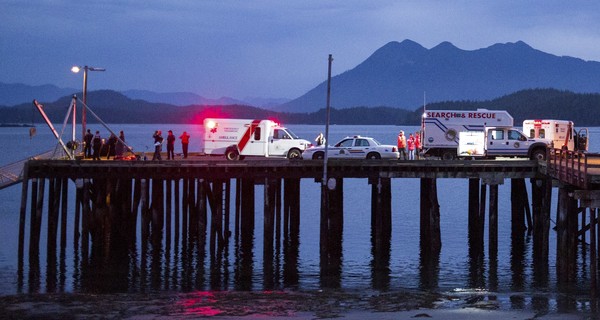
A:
397 130 407 160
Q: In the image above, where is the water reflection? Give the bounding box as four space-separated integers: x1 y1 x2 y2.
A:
14 175 599 317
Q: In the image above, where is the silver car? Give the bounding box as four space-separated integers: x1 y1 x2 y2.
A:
302 136 399 160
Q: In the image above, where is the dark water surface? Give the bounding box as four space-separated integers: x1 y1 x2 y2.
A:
0 123 598 317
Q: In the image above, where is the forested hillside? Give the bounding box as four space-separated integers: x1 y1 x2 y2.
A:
0 88 598 126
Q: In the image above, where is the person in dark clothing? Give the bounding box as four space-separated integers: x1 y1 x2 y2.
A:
92 131 102 161
115 130 126 159
152 130 163 161
106 133 118 160
84 129 93 158
179 131 190 159
166 130 176 160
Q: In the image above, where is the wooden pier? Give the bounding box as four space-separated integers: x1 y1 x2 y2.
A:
15 149 600 295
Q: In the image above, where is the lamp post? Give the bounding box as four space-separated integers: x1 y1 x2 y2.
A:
71 65 105 141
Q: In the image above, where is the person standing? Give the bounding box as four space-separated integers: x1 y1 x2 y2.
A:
414 131 421 160
179 131 190 159
92 131 102 161
115 130 126 159
407 133 416 160
106 133 117 160
397 130 407 160
152 130 163 161
84 129 93 158
315 132 325 146
166 130 176 160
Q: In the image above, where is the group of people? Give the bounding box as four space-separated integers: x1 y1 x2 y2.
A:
397 130 421 160
83 129 127 160
152 130 191 161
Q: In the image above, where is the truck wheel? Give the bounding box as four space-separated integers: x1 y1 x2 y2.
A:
312 152 324 160
287 148 302 159
225 148 240 161
441 151 455 161
366 152 381 160
531 148 546 161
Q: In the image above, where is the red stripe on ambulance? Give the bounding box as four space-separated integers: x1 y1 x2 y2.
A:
237 119 261 152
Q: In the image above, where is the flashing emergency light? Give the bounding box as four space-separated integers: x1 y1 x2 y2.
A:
205 120 217 129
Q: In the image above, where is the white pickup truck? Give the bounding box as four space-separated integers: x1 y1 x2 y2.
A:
457 127 550 160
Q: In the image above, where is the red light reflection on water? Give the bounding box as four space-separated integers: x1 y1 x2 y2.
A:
176 290 292 317
177 291 222 316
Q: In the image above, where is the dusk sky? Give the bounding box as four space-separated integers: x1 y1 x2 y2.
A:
2 1 600 100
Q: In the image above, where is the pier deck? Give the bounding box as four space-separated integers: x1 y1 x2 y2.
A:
25 158 541 180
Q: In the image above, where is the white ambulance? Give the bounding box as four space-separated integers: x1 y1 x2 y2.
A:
203 118 310 160
422 109 514 160
522 119 588 152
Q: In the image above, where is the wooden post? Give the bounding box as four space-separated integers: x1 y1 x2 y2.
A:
532 178 551 277
468 178 480 248
29 179 44 260
478 182 487 254
166 179 172 246
140 179 150 244
511 179 527 233
197 179 207 233
81 180 90 262
60 178 68 253
174 178 180 247
489 184 498 256
224 179 231 245
591 208 597 298
556 185 578 284
488 183 499 292
420 178 441 253
263 178 276 289
18 163 29 277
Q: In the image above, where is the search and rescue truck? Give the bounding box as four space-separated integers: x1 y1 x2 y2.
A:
522 119 588 152
422 109 514 160
203 118 310 160
423 109 551 160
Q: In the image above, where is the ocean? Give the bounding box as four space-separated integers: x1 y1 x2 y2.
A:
0 123 598 316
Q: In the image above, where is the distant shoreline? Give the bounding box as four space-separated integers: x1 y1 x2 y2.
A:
0 123 34 127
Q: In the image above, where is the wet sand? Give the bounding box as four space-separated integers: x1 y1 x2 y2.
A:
0 290 592 319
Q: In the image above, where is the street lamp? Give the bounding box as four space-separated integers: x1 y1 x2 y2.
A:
71 65 105 141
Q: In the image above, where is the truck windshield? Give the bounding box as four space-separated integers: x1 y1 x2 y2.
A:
283 128 300 139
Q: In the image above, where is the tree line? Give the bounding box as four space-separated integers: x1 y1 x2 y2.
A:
1 88 598 126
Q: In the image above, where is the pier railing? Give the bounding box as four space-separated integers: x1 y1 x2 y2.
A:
546 148 600 189
0 149 58 190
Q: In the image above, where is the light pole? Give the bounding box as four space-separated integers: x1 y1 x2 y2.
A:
71 65 105 141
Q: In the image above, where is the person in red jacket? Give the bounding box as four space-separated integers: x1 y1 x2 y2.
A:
407 133 416 160
179 131 191 159
414 131 421 160
397 131 407 160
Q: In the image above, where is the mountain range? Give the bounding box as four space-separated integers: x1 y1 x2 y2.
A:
3 39 600 113
0 83 288 109
279 40 600 112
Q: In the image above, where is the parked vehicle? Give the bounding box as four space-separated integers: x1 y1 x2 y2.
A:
302 136 399 160
422 109 514 160
457 127 550 160
422 109 550 160
203 118 310 160
523 119 588 152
